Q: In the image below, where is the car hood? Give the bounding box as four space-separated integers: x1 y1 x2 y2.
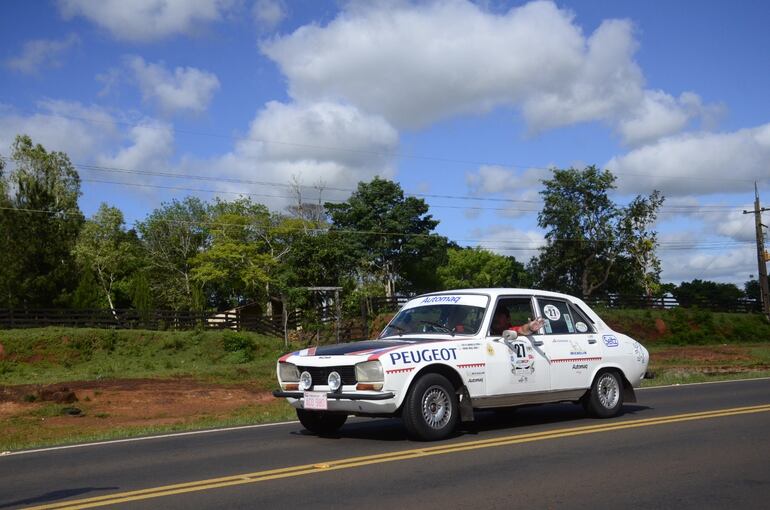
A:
310 340 413 356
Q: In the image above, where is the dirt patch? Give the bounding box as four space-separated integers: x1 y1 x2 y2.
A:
0 378 275 427
652 345 753 363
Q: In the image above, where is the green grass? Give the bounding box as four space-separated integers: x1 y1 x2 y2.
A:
0 327 293 388
640 342 770 387
0 399 296 452
640 370 770 387
598 308 770 345
1 320 770 452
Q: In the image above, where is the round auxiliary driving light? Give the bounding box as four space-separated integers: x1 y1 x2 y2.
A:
299 371 312 391
328 371 342 391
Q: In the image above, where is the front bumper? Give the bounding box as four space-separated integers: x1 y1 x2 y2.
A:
272 390 395 400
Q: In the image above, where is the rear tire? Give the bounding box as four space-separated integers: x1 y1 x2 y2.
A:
583 370 624 418
296 409 348 435
402 373 459 441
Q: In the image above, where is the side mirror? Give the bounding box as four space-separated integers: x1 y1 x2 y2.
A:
502 329 518 341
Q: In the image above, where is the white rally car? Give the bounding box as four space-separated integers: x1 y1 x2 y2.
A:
274 289 649 441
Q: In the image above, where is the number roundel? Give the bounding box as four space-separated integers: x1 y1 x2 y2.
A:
543 304 561 321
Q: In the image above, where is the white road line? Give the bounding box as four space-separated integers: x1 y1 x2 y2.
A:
3 376 769 457
637 376 770 391
1 420 299 457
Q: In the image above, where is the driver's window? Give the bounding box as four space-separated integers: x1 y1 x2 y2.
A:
488 297 534 336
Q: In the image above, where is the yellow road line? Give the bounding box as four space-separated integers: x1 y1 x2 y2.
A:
26 403 770 510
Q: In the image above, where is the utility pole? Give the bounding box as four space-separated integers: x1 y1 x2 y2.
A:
743 183 770 319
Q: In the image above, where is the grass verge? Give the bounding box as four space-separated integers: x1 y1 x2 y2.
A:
2 326 770 452
1 399 296 453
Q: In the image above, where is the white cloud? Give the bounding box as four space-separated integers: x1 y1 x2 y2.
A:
262 0 714 144
660 246 756 284
58 0 233 42
0 101 177 195
188 101 399 210
126 56 220 114
253 0 286 31
0 100 118 162
98 120 174 172
5 34 80 74
464 165 543 218
466 165 544 195
469 225 545 261
607 123 770 196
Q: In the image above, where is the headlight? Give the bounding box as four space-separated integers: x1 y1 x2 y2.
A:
299 371 312 391
328 371 342 391
278 362 300 382
355 360 384 382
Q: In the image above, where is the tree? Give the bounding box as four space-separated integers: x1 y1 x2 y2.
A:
191 199 275 309
73 203 139 315
531 166 663 298
137 197 208 310
745 279 760 302
0 135 84 307
622 191 665 296
326 177 447 297
437 247 528 289
674 279 744 309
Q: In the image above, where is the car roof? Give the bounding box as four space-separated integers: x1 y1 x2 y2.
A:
417 288 581 301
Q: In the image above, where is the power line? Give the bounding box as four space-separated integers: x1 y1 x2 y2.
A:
3 111 767 184
0 155 758 213
0 205 756 251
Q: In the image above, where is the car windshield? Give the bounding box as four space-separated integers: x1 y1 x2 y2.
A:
379 303 487 338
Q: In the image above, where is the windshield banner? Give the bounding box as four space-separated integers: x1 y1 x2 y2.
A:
402 294 489 310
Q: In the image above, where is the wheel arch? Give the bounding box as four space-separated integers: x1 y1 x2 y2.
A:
589 364 637 404
398 363 466 412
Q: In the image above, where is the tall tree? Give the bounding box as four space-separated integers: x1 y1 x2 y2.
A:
73 203 139 315
136 197 208 310
191 199 275 309
325 177 446 297
0 135 84 307
622 191 664 296
531 166 663 297
437 247 528 289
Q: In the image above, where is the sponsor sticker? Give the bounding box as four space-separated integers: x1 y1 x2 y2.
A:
603 335 619 347
575 321 588 333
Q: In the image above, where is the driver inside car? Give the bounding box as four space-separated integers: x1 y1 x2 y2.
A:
490 308 545 336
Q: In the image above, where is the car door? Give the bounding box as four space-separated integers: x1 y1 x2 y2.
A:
534 297 601 391
484 295 550 395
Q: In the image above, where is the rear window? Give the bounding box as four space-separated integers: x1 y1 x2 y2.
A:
537 298 592 335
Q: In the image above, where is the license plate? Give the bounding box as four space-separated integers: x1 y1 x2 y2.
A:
303 391 328 410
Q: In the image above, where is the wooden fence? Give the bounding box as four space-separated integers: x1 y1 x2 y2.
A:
0 299 406 341
585 295 762 314
1 293 763 340
0 308 295 337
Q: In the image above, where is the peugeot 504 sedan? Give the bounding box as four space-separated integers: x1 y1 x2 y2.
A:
274 288 649 440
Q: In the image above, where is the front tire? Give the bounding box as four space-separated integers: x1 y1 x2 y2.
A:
583 370 624 418
296 409 348 435
402 373 459 441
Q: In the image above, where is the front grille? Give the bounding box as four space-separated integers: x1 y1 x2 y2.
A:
297 365 357 386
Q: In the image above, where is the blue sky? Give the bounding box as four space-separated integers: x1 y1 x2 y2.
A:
1 0 769 286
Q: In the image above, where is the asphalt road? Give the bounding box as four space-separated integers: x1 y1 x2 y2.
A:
2 378 769 510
